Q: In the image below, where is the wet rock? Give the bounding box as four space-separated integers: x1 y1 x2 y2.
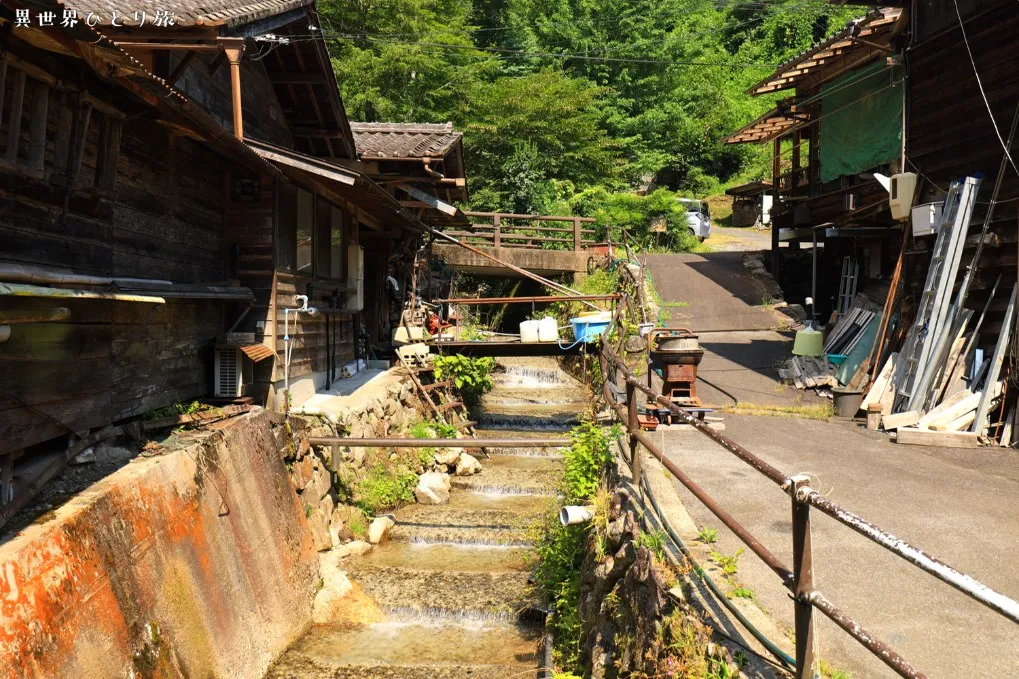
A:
414 471 451 505
433 448 462 467
368 515 396 544
307 508 332 552
312 551 353 623
337 540 372 558
455 453 482 476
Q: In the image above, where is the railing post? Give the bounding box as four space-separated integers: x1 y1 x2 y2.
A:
573 216 582 252
493 214 501 249
791 474 816 679
626 381 641 485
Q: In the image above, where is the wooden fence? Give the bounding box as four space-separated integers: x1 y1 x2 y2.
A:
441 211 598 251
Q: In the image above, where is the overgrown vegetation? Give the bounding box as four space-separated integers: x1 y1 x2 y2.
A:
433 354 496 406
143 400 213 421
354 464 418 515
533 421 616 669
319 0 859 248
722 401 836 421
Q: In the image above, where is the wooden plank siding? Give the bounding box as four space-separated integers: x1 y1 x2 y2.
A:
906 0 1019 341
0 77 234 454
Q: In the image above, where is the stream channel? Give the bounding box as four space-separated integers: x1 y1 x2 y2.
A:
267 357 589 678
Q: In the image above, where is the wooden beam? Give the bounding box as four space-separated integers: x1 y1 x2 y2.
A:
27 79 48 173
5 68 25 164
895 428 984 448
289 126 347 138
268 72 327 84
96 118 123 190
397 183 457 216
167 50 197 86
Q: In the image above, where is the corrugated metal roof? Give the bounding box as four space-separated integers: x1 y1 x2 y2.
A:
58 0 313 27
350 122 462 159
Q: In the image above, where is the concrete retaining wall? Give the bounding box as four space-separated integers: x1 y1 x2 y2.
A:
0 410 318 679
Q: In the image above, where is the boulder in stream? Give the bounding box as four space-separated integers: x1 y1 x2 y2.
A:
368 515 396 544
455 453 482 476
415 471 451 504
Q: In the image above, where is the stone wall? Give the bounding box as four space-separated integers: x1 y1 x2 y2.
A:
577 490 742 679
0 410 318 679
285 373 432 553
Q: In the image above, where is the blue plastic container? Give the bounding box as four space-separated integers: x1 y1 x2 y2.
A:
570 313 612 342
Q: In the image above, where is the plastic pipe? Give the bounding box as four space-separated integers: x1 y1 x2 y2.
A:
559 505 595 526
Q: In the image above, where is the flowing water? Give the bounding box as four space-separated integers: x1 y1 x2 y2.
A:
266 357 587 679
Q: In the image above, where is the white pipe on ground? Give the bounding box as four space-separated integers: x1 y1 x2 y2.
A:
560 505 595 526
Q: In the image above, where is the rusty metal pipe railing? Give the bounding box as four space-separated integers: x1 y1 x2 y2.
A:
598 359 794 586
598 305 1019 677
809 593 927 679
308 437 569 448
603 343 1019 626
435 294 620 305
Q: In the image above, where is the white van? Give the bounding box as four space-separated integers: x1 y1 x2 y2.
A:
678 198 711 241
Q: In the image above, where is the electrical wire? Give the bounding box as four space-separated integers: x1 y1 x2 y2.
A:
951 0 1019 177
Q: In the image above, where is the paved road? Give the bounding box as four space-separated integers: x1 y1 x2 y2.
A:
660 415 1019 678
646 252 817 408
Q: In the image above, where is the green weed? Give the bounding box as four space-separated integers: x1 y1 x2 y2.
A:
696 527 719 544
634 529 668 562
728 586 755 600
354 465 417 515
710 548 744 576
433 354 495 406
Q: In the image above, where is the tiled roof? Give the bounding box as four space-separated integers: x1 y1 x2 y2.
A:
350 122 462 160
59 0 313 27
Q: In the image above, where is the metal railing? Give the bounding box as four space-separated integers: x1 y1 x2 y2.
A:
598 303 1019 679
441 211 598 251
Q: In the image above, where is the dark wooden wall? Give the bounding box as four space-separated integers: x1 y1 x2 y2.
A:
907 0 1019 335
0 71 232 456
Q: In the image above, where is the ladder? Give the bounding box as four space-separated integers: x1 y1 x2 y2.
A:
896 177 982 408
399 357 477 436
835 257 859 318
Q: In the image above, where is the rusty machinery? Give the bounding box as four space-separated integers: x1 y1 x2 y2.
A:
648 328 703 407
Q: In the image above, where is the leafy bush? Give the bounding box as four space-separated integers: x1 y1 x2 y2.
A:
562 421 616 502
355 464 418 516
433 354 496 406
569 187 704 252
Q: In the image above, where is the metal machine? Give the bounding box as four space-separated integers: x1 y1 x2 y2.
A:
648 328 704 407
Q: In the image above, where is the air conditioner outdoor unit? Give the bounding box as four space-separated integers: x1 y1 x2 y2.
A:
214 346 251 398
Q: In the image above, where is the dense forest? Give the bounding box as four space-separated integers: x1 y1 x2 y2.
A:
316 0 859 241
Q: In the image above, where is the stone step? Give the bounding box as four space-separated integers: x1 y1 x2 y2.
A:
358 541 531 573
451 464 558 496
266 621 540 679
389 504 538 547
344 565 534 620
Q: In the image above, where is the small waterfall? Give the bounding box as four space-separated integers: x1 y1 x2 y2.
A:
477 412 579 428
383 606 521 628
498 365 569 387
451 481 556 497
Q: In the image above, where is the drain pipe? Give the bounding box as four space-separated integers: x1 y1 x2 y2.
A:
0 263 173 287
560 505 595 526
283 294 319 411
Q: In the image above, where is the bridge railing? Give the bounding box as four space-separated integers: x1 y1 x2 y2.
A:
442 211 599 251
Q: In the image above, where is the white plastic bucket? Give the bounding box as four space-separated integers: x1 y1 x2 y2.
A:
537 317 559 342
520 320 540 343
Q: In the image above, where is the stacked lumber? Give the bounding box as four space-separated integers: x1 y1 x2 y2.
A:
872 282 1017 448
783 355 837 394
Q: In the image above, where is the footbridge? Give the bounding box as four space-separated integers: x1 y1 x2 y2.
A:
432 211 600 277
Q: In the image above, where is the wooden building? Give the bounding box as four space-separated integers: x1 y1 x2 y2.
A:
725 7 908 314
904 0 1019 337
0 0 436 495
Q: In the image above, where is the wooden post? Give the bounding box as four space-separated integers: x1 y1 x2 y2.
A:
626 381 641 485
573 216 582 252
219 38 245 140
792 130 801 188
791 475 816 679
1 453 12 507
27 80 48 174
95 118 122 190
493 214 501 249
5 69 26 164
771 137 782 279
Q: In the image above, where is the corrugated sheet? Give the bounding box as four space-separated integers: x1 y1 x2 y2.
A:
350 122 462 159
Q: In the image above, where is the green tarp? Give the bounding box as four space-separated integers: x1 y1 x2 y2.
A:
819 62 903 183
